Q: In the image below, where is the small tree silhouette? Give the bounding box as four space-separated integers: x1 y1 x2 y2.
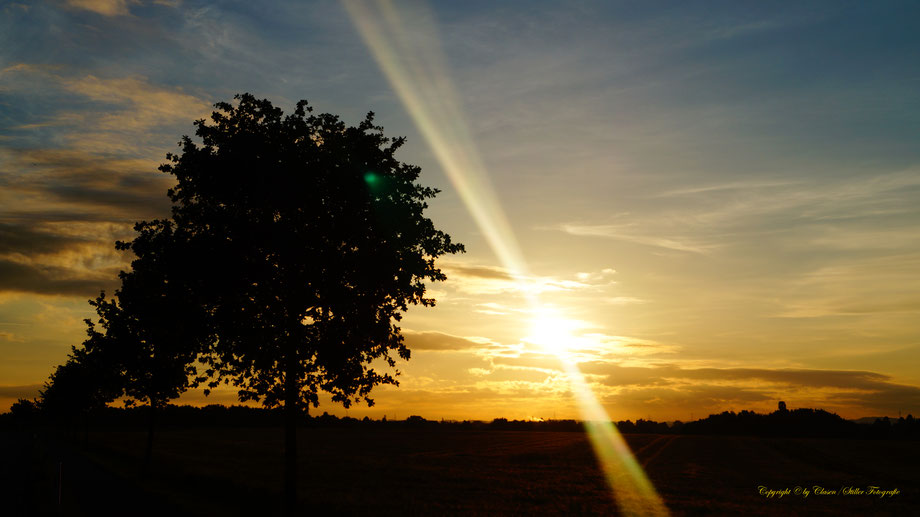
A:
38 342 121 439
9 398 38 421
86 220 212 472
128 94 463 512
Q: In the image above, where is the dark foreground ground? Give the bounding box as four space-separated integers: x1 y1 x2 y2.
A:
2 427 917 516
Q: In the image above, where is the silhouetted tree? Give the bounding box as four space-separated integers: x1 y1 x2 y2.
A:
405 415 430 428
8 398 39 427
38 342 121 438
87 220 212 472
143 93 463 512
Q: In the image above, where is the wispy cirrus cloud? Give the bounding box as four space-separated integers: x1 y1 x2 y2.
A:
658 169 920 227
2 66 211 157
775 253 920 319
557 222 716 254
554 168 920 258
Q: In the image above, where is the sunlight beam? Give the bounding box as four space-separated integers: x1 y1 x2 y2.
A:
344 2 669 514
343 0 527 277
560 357 670 515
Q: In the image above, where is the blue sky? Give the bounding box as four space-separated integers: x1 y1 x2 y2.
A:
2 0 919 419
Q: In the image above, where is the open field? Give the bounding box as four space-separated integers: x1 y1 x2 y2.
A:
4 427 917 515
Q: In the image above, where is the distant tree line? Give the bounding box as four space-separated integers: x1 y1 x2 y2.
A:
5 401 918 440
675 408 919 439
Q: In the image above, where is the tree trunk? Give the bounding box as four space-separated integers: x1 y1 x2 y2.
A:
143 399 156 476
284 354 298 515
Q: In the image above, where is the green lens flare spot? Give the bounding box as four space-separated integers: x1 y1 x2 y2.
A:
364 172 379 185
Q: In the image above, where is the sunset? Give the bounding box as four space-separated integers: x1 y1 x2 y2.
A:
2 1 919 514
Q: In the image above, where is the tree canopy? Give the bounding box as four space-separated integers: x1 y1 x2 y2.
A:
129 93 464 510
150 93 464 412
87 218 211 410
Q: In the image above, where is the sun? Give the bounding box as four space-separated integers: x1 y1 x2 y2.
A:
525 307 582 356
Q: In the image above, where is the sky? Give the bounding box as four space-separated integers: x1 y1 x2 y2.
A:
1 0 919 421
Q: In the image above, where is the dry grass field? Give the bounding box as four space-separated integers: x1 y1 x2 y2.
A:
5 427 918 515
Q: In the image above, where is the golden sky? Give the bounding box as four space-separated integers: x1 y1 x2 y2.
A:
2 0 919 421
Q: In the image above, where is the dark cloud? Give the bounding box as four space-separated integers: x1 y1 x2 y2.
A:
42 183 171 216
579 363 894 389
583 363 674 387
577 362 920 415
5 147 173 220
0 257 117 296
0 147 170 296
0 219 132 295
3 210 138 224
403 330 488 351
0 221 92 255
0 384 43 399
823 383 920 414
610 385 774 410
444 264 513 281
682 384 774 402
667 367 891 389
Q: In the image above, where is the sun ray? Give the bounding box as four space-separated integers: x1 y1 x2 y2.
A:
344 1 669 514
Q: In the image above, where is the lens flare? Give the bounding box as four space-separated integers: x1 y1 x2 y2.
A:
344 1 669 514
